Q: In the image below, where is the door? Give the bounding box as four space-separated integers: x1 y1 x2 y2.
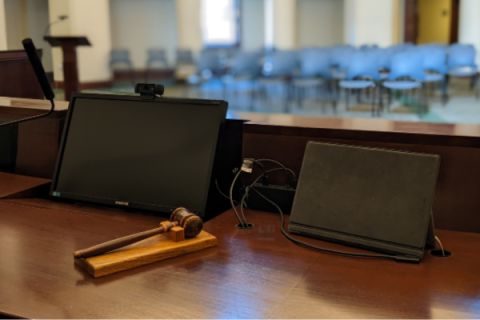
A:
416 0 452 44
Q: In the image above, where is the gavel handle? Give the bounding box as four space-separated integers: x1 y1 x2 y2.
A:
74 223 175 259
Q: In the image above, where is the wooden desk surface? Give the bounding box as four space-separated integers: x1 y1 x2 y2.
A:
233 111 480 139
0 96 69 118
0 173 50 199
0 199 479 319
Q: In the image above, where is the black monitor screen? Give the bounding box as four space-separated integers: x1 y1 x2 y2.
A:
51 95 227 215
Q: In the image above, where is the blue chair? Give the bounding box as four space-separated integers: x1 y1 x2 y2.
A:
447 44 479 99
187 49 225 99
256 50 298 112
222 51 262 109
147 49 168 68
146 49 168 82
382 51 426 114
418 46 448 104
176 49 194 66
330 47 355 103
110 49 134 84
359 44 378 51
339 51 381 116
330 46 355 78
376 48 396 80
292 48 334 111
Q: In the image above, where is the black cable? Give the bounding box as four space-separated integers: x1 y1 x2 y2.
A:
239 158 413 262
240 167 287 224
0 99 55 128
248 186 399 261
229 169 248 228
254 159 295 186
216 178 239 204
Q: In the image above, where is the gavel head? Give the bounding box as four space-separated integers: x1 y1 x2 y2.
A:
170 207 203 238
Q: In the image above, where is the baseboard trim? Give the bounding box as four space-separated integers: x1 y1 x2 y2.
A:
54 80 113 90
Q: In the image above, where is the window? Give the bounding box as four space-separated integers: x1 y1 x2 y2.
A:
200 0 240 48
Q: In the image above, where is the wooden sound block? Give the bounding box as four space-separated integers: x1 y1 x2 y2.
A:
74 230 217 278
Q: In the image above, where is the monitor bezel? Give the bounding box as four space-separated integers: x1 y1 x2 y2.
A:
50 92 228 216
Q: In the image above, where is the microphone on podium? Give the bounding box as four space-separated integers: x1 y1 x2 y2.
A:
0 38 56 128
43 15 68 37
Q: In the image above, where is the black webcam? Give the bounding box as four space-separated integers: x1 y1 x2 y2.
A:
135 83 164 100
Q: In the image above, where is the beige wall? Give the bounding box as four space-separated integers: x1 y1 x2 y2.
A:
241 0 264 51
4 0 29 50
344 0 395 47
110 0 177 69
176 0 202 53
48 0 70 81
459 0 480 66
392 0 404 45
0 0 9 50
297 0 343 47
273 0 296 49
1 0 52 71
49 0 112 83
70 0 111 83
26 0 52 72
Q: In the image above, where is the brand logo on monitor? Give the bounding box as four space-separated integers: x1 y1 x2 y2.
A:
115 201 129 206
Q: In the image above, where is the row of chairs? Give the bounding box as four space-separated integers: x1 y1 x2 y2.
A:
189 43 478 115
110 48 195 83
110 48 195 69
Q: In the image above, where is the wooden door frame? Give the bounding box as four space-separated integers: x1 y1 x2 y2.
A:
404 0 460 44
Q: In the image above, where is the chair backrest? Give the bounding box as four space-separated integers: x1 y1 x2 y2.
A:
375 48 395 70
176 49 194 65
418 46 447 74
231 51 262 76
388 51 425 81
147 49 168 65
262 50 298 77
110 49 132 67
331 47 355 70
345 51 380 80
448 44 477 69
359 44 378 51
298 48 331 78
198 49 224 72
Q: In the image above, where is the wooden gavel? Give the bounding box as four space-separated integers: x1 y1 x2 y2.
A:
74 207 203 259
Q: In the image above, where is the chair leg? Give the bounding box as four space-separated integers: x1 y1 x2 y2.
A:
250 82 257 112
345 88 349 111
222 82 227 101
476 73 480 100
445 74 450 102
284 83 291 113
379 85 384 114
441 78 447 105
130 68 136 86
387 88 392 110
371 86 376 117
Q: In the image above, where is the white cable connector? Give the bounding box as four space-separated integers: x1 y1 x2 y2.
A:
435 236 445 257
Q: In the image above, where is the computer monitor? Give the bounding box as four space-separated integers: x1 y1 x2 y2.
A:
51 93 228 217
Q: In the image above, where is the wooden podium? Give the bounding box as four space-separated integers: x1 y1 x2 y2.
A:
44 36 91 101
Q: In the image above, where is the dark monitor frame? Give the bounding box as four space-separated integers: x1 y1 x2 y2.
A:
50 92 228 217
